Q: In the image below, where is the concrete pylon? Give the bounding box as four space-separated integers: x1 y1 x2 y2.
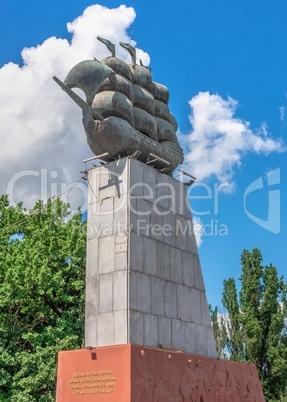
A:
85 157 217 357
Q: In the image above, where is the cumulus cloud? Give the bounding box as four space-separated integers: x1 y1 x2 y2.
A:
0 4 149 211
193 216 204 247
179 92 284 189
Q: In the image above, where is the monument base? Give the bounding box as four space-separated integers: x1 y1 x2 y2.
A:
56 344 265 401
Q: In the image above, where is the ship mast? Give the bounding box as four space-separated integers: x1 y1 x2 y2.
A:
120 42 136 65
97 36 116 57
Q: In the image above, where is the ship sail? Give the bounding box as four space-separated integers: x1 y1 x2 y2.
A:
64 59 114 105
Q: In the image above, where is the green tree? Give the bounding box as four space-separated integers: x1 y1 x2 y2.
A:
211 248 287 401
0 195 86 402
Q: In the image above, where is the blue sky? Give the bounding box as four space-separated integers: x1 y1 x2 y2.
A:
0 0 286 308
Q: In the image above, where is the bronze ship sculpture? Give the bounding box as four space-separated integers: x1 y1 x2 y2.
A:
53 37 184 174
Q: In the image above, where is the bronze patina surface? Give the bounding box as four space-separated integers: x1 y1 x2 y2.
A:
53 38 184 174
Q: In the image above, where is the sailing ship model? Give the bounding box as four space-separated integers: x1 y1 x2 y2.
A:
53 37 184 174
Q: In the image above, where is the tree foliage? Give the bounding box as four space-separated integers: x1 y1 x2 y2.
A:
0 195 86 401
211 248 287 401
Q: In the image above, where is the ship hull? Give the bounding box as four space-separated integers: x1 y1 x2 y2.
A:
83 115 184 174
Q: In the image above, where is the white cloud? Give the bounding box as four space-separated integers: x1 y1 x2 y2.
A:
193 216 204 247
0 4 149 211
179 92 284 188
279 106 286 121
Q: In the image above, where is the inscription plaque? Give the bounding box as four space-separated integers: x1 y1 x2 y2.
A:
56 347 129 401
68 370 117 396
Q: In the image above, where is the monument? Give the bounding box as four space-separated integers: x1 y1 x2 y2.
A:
54 38 265 401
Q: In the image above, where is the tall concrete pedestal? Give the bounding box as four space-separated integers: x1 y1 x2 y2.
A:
56 157 265 401
85 157 216 356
